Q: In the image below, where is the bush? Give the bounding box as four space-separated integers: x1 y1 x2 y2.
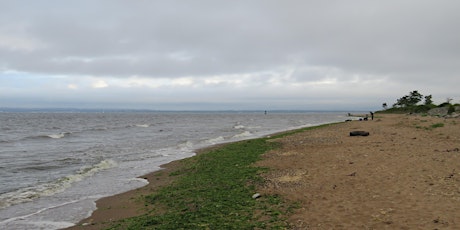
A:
448 105 455 114
412 104 436 113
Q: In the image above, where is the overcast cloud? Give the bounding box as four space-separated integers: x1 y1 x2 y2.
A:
1 0 459 110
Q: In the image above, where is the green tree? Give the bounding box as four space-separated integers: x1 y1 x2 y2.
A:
394 90 423 107
424 95 433 105
382 102 388 110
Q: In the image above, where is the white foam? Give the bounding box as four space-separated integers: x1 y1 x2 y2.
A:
203 136 225 144
47 132 69 139
0 159 117 209
232 131 252 139
128 177 149 184
177 140 194 150
0 196 101 230
135 124 150 128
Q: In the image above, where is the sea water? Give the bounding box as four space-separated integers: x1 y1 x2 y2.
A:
0 111 347 229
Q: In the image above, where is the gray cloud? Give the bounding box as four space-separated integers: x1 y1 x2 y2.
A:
1 0 459 109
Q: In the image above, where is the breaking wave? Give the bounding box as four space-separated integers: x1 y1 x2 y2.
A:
0 159 117 209
232 131 252 139
46 132 69 139
22 132 71 140
202 136 225 144
135 124 150 128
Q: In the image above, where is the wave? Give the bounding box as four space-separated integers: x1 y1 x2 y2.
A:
22 132 71 140
232 131 252 139
0 159 117 209
202 136 225 144
135 124 150 128
46 132 70 139
233 125 245 129
177 140 194 150
0 196 103 228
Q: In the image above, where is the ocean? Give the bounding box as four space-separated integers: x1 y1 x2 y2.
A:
0 111 347 229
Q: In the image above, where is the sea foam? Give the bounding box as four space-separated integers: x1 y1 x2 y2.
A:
0 159 117 209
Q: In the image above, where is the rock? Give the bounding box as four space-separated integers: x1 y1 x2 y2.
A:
349 131 369 136
252 193 261 199
427 107 449 116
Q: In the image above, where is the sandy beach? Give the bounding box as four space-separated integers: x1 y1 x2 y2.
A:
68 114 460 229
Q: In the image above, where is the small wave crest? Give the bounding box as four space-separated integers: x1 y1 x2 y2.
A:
177 140 194 150
203 136 225 144
47 132 70 139
0 159 117 209
23 132 71 140
233 125 245 129
232 131 252 139
0 196 103 228
135 124 150 128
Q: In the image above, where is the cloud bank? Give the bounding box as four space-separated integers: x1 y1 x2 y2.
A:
1 0 459 110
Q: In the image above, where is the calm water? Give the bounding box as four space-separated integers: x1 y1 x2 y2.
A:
0 111 347 229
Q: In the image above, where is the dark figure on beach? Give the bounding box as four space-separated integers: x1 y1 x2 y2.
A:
370 111 374 120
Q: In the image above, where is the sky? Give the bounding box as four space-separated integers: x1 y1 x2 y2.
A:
1 0 459 111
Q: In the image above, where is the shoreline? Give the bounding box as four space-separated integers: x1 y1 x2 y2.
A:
65 123 338 229
64 135 290 229
68 114 460 229
66 159 181 229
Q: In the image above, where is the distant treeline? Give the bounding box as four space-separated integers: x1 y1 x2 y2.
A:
379 90 459 114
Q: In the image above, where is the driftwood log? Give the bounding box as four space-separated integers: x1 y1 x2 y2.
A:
349 131 370 136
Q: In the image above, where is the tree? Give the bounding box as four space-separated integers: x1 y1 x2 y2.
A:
382 103 388 110
424 95 433 105
394 90 423 107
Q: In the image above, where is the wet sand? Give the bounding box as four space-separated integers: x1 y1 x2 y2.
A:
67 114 460 229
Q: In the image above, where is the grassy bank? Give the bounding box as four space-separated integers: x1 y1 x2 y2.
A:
107 124 335 229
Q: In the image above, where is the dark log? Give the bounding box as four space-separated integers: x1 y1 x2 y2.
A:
349 131 369 136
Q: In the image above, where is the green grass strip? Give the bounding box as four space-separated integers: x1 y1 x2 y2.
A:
268 122 341 139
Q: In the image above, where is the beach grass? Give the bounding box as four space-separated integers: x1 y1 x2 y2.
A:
268 122 340 139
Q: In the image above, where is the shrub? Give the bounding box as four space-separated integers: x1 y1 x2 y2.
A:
448 105 455 114
431 123 444 128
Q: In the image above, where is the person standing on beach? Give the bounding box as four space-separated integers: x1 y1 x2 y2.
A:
370 111 374 120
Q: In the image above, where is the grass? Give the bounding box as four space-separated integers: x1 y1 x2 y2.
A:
107 138 289 229
431 123 444 129
268 122 341 139
415 122 445 130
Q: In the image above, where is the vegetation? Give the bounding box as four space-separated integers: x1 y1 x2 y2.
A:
393 90 424 107
379 90 457 114
415 122 445 130
431 123 445 129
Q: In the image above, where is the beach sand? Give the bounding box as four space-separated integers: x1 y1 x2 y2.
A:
68 114 460 229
